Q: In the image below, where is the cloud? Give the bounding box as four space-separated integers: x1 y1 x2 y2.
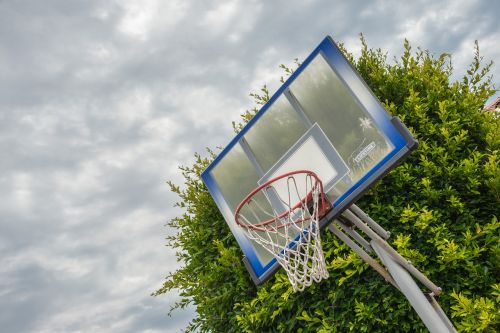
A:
115 0 189 41
0 0 498 332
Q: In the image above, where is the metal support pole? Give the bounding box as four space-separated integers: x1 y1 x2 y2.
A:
426 293 458 331
350 204 391 239
326 205 456 331
335 218 373 253
371 242 456 333
328 222 398 289
342 209 442 296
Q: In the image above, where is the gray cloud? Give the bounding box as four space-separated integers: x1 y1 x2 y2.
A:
0 0 498 332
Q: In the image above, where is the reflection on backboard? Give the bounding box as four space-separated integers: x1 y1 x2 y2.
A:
202 36 416 284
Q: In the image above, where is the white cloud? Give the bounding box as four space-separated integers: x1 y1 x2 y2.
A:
116 0 188 41
12 172 34 211
161 84 246 136
200 0 262 42
115 87 153 126
117 0 161 40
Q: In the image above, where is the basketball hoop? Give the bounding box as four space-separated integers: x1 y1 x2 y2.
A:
234 170 331 291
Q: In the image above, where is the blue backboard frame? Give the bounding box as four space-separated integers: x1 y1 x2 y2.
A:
201 36 417 285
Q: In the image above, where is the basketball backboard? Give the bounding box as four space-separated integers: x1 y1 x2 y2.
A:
201 36 417 284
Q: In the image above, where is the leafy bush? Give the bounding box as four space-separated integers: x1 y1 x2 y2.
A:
155 36 499 332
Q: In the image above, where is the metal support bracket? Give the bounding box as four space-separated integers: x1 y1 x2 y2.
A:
327 205 456 333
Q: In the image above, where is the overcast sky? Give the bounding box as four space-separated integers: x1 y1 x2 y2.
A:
0 0 498 332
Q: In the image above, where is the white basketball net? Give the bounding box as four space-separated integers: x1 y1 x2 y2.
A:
235 172 329 292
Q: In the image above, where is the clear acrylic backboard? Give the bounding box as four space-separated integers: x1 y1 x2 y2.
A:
201 36 417 284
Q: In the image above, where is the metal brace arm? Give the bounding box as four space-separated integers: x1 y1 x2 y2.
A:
327 205 456 333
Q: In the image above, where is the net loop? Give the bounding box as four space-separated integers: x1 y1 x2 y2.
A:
234 170 330 291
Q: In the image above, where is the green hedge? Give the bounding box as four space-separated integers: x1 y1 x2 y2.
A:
155 37 499 332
